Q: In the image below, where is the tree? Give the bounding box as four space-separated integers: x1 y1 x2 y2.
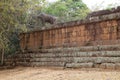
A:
0 0 29 65
26 0 90 29
26 0 47 30
0 0 49 65
42 0 90 22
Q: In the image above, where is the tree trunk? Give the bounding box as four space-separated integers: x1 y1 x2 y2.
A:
1 48 4 65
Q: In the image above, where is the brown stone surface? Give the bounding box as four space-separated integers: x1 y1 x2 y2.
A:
20 19 120 49
19 7 120 50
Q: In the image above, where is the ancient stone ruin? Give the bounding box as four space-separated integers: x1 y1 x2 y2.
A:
6 6 120 69
37 13 57 26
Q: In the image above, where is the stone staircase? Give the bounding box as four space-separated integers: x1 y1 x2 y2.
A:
6 45 120 69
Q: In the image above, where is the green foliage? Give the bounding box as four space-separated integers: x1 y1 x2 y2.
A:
0 0 29 55
26 0 47 30
42 0 90 22
0 0 48 55
26 0 90 29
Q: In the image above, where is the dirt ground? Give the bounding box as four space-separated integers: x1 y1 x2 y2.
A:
0 67 120 80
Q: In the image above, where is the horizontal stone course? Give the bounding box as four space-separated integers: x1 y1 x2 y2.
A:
30 62 65 67
20 44 120 53
7 56 120 63
74 57 120 63
66 63 94 68
99 63 116 69
6 44 120 70
38 45 120 53
16 51 120 58
16 62 31 66
30 57 73 62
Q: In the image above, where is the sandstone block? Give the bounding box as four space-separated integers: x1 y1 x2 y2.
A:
105 63 116 69
66 63 93 68
115 63 120 70
100 63 115 69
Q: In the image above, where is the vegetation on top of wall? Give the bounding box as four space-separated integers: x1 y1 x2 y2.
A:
26 0 90 29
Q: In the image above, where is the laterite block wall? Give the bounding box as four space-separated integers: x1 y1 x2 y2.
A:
5 7 120 69
20 6 120 50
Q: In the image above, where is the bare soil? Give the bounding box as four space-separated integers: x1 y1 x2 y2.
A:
0 67 120 80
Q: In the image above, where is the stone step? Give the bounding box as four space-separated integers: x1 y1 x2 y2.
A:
16 61 120 69
74 57 120 63
20 45 120 54
16 62 31 66
0 65 15 69
66 63 94 68
37 45 120 53
17 51 120 58
6 44 120 69
15 57 120 64
30 57 73 62
66 62 120 69
30 62 65 67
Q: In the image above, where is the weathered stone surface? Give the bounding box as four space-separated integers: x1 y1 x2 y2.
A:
100 63 116 69
94 64 100 68
16 62 31 66
6 46 120 70
101 51 120 57
106 63 116 69
40 45 120 53
31 62 64 67
20 7 120 50
11 47 120 69
99 63 106 69
115 63 120 69
8 7 120 70
66 63 93 68
30 57 73 62
17 51 120 58
73 57 120 63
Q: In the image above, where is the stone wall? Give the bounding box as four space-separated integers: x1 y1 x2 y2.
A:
5 45 120 69
12 6 120 69
20 6 120 50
